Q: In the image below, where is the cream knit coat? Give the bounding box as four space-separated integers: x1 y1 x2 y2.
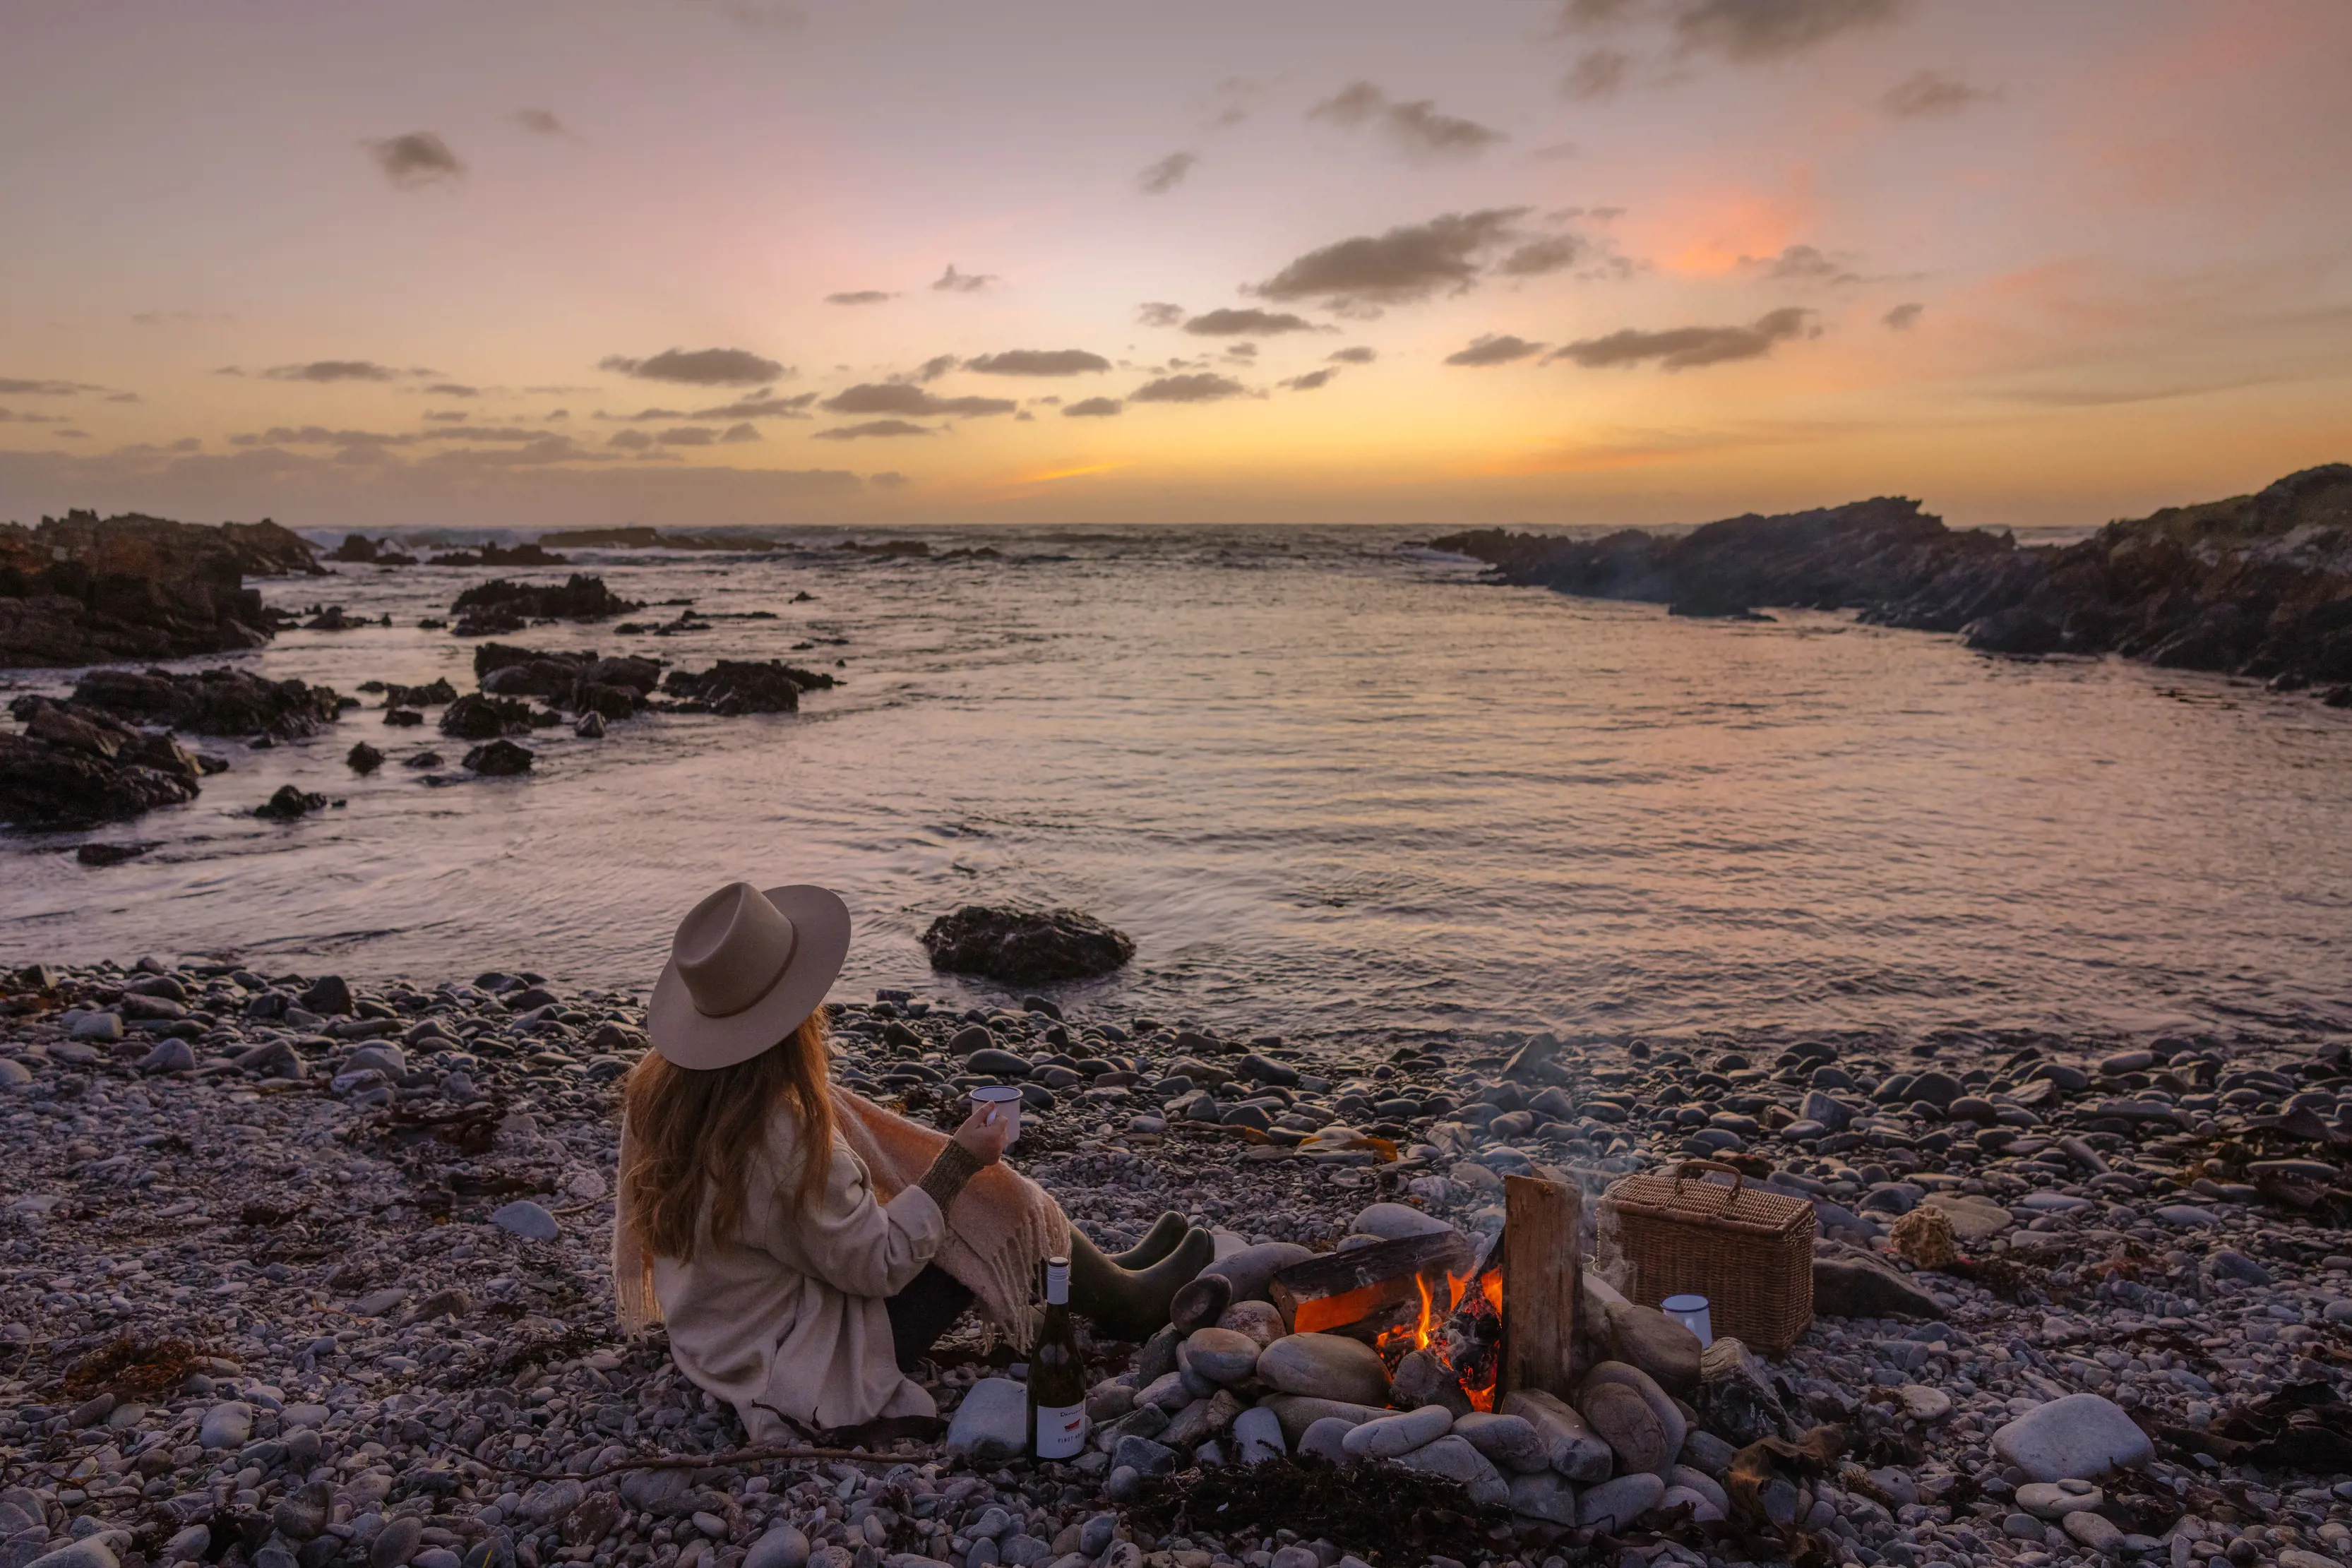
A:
614 1087 1071 1436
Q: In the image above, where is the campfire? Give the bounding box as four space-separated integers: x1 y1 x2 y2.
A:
1272 1173 1580 1412
1374 1260 1506 1411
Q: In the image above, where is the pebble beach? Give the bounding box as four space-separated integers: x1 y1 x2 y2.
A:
6 960 2352 1568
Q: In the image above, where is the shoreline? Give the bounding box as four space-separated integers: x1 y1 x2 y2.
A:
6 960 2352 1568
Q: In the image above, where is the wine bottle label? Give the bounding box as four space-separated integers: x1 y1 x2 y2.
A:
1032 1401 1087 1460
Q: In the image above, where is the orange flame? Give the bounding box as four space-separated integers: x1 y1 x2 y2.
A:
1375 1267 1501 1412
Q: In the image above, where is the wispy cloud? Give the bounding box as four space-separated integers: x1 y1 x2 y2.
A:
825 289 895 306
1130 373 1253 403
1138 302 1186 328
819 384 1017 417
1445 334 1547 366
1182 309 1323 337
933 264 996 294
1308 81 1506 157
599 348 787 385
262 361 399 383
511 108 573 137
1253 208 1527 307
1139 152 1198 194
813 419 935 440
964 349 1112 376
1328 347 1378 364
1879 69 1999 118
1883 301 1924 330
1551 306 1818 369
1281 369 1338 391
364 132 465 189
1063 397 1123 417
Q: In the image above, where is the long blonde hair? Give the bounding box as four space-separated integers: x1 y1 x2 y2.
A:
619 1011 836 1261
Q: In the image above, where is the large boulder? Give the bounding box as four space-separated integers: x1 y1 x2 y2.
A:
1254 1334 1390 1406
921 905 1136 986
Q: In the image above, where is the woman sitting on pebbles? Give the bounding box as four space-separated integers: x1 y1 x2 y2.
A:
613 880 1213 1437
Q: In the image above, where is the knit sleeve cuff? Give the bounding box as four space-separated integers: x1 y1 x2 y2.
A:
917 1139 985 1214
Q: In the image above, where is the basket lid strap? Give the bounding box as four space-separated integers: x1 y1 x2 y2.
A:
1671 1158 1746 1199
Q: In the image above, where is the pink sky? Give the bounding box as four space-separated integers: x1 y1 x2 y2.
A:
1 0 2348 532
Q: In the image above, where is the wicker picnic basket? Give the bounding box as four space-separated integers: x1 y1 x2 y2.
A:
1598 1159 1816 1354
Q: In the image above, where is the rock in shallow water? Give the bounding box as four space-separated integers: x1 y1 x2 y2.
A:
919 906 1135 985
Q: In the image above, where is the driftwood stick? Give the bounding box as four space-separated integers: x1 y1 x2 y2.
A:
1500 1173 1580 1401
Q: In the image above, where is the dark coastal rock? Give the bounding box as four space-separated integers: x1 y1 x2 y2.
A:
0 510 318 667
328 534 417 567
76 841 155 866
439 693 533 741
69 666 343 740
921 905 1136 986
660 659 837 716
1 698 203 829
1433 464 2352 689
448 575 640 638
427 542 569 568
474 645 660 717
347 743 385 774
383 678 457 709
254 784 328 820
462 740 535 777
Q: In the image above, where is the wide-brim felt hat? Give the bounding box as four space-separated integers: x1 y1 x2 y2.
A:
647 880 852 1070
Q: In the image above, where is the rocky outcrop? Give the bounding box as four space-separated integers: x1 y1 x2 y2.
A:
659 659 837 715
448 575 640 636
1432 465 2352 690
439 693 535 741
0 510 319 667
0 697 203 829
921 906 1135 986
70 667 344 740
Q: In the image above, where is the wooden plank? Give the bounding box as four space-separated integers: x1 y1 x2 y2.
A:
1500 1173 1579 1401
1267 1228 1474 1334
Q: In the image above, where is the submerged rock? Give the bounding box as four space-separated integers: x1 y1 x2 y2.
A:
1 698 203 829
921 905 1135 986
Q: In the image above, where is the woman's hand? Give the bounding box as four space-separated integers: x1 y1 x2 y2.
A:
951 1102 1014 1166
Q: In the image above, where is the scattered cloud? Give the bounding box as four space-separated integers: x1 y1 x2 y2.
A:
965 349 1112 376
814 419 935 440
909 355 961 383
54 429 88 440
1739 243 1861 285
0 409 65 424
720 423 761 443
657 427 719 446
1130 373 1251 403
826 289 896 306
262 361 398 383
1182 308 1323 337
1253 208 1527 307
1497 234 1586 276
691 392 817 419
1883 301 1925 330
933 264 996 294
365 131 465 189
425 411 470 424
512 108 571 137
598 407 687 422
1307 81 1505 157
1563 49 1633 100
1445 334 1547 366
0 378 104 396
609 430 655 451
1139 152 1198 194
1063 397 1123 417
1672 0 1903 62
1207 78 1265 128
1328 347 1378 364
1137 302 1187 328
1282 369 1338 391
1551 306 1818 369
819 383 1017 417
599 347 786 385
1879 69 1998 118
868 471 910 489
425 382 479 397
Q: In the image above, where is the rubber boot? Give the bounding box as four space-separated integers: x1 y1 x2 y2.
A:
1109 1211 1189 1269
1068 1226 1216 1342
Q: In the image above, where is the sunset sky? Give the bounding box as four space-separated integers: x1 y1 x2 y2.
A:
3 0 2348 532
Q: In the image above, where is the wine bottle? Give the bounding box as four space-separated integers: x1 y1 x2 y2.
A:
1027 1255 1087 1461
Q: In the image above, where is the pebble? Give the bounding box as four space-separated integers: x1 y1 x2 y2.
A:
945 1377 1028 1461
1339 1404 1454 1459
1390 1434 1510 1508
1253 1333 1390 1405
488 1200 559 1240
1578 1472 1666 1532
1230 1404 1285 1464
1176 1327 1260 1384
1576 1378 1669 1474
1993 1393 2157 1482
198 1401 252 1449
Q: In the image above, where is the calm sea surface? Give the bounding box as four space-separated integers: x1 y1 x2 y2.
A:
6 525 2349 1050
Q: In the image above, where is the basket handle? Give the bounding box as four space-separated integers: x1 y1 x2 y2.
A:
1671 1159 1747 1198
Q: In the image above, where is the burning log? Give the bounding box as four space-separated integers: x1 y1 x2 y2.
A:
1267 1229 1474 1341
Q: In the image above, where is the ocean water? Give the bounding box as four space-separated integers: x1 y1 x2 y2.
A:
6 525 2350 1051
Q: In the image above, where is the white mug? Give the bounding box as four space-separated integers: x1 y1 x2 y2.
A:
1661 1293 1714 1348
971 1084 1023 1147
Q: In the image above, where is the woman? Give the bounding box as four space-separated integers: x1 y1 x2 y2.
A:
614 880 1213 1438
